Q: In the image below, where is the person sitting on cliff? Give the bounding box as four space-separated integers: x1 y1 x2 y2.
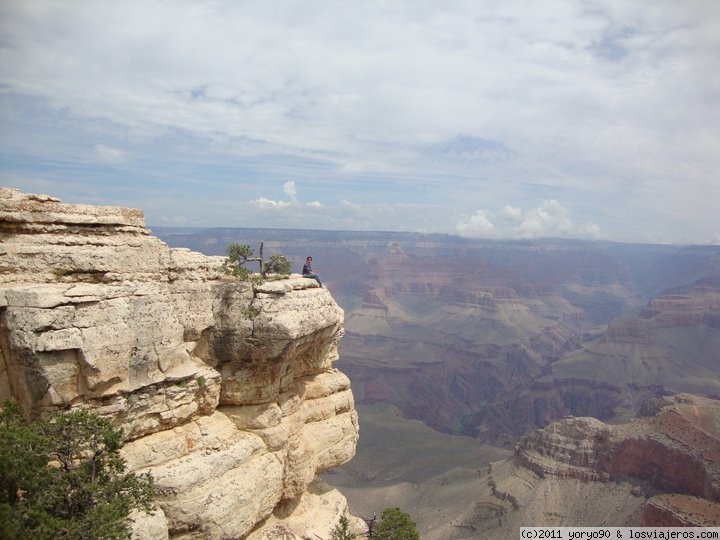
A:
302 256 323 287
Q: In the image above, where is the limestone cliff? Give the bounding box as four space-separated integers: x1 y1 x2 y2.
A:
0 188 360 539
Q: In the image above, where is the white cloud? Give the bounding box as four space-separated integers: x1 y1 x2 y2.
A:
457 200 602 240
0 0 717 243
251 197 290 209
252 182 327 212
455 210 497 238
283 180 298 203
500 205 523 221
516 200 573 238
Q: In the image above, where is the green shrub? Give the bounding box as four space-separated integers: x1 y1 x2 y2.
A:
224 242 291 281
263 254 291 277
331 515 357 540
0 401 154 540
373 507 419 540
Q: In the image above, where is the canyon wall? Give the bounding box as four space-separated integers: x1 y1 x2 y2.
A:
515 393 720 525
0 188 360 539
415 393 720 539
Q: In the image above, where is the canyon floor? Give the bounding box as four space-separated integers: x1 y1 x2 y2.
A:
322 403 512 537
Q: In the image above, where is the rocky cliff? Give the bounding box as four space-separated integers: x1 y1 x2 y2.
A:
515 393 720 526
0 188 360 539
411 393 720 539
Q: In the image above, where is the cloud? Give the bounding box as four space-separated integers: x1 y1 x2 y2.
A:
251 181 326 212
251 197 290 209
0 1 717 243
456 200 602 240
455 210 497 238
283 180 298 203
500 205 523 221
516 200 573 238
3 1 713 164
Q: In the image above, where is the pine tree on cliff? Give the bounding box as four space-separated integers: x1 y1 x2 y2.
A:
331 515 357 540
0 401 154 540
225 242 291 281
372 507 420 540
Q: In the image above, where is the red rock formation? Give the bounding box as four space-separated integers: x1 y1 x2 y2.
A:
603 319 652 343
642 494 720 526
516 394 720 524
638 284 720 328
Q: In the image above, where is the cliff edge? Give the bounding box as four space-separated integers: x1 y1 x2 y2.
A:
0 187 360 539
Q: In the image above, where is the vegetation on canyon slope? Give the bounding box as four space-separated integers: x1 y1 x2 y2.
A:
0 402 154 540
331 507 420 540
373 507 420 540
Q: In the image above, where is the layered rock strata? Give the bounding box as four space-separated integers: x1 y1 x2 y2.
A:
0 188 359 539
413 394 719 539
516 393 720 525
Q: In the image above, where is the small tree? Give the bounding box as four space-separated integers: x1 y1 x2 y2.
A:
372 507 419 540
0 402 154 540
265 253 292 276
330 514 357 540
225 243 255 280
225 242 291 280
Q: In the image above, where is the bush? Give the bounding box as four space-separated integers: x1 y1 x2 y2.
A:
373 507 420 540
224 243 290 280
224 243 254 280
330 515 357 540
0 402 154 539
264 253 291 277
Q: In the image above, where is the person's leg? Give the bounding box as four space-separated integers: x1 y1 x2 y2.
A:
304 273 322 287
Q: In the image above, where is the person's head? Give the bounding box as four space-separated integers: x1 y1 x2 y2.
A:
306 256 312 263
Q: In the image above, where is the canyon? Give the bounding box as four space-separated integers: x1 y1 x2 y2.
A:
330 394 720 538
157 227 720 443
156 224 720 533
2 189 719 537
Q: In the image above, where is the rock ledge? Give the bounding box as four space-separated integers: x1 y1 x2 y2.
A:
0 188 359 539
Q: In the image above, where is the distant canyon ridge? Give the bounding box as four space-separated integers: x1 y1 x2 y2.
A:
155 226 720 446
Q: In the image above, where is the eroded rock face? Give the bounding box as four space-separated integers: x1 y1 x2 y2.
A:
641 494 720 527
516 393 720 524
420 393 720 539
0 188 359 539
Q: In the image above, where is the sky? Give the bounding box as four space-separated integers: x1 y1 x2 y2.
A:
1 1 719 244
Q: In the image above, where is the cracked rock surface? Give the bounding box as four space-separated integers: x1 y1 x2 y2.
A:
0 187 359 539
